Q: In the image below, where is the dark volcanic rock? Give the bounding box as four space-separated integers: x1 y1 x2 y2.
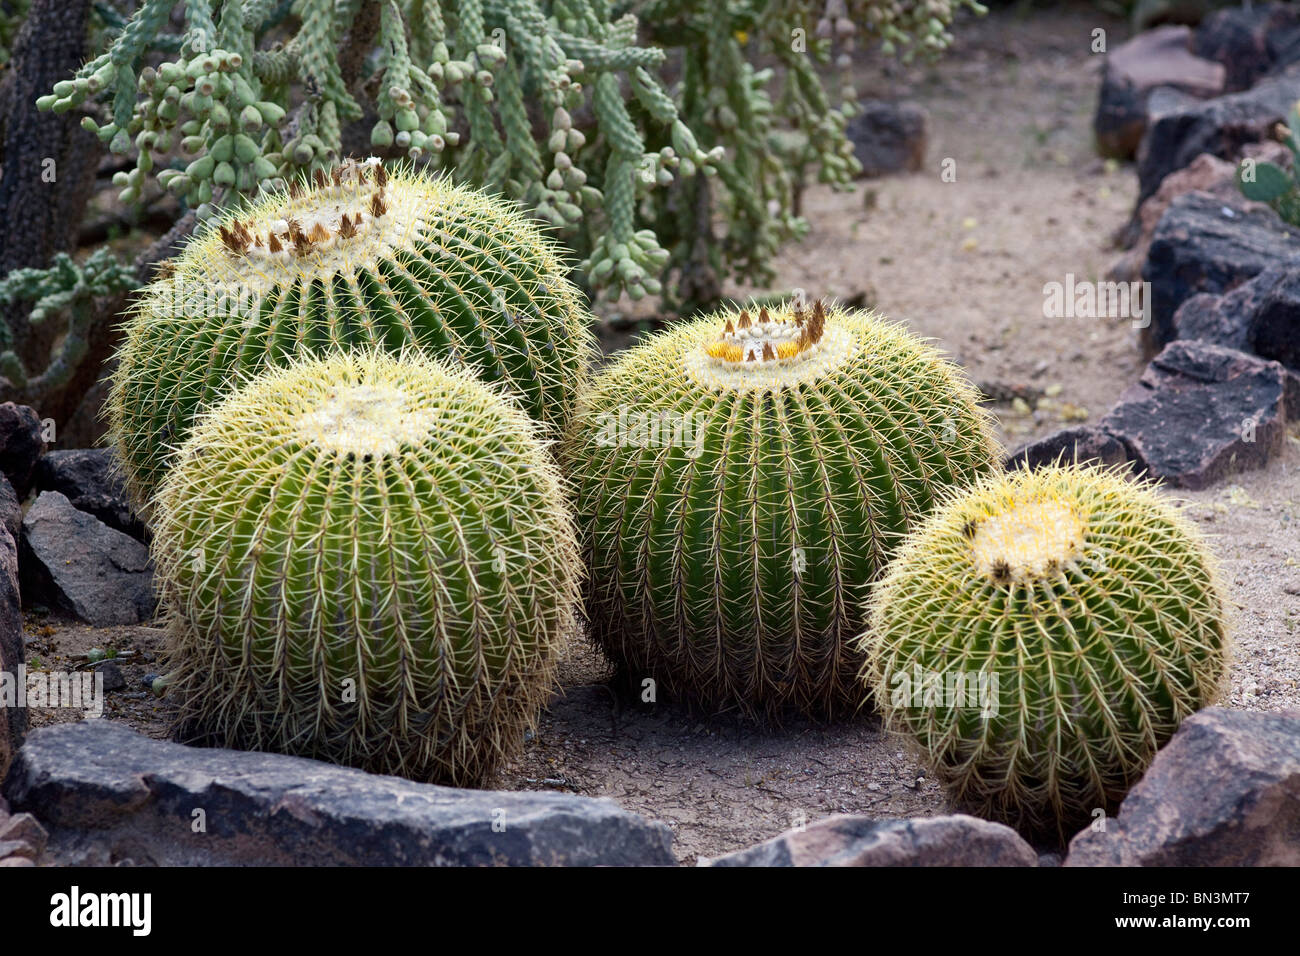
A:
96 662 125 693
1136 67 1300 204
0 474 17 543
1066 708 1300 866
1141 191 1300 351
1006 426 1133 473
1193 3 1300 92
33 448 144 541
0 403 45 499
18 491 155 625
703 814 1037 867
1173 268 1300 416
0 521 23 782
1100 340 1289 489
1173 289 1253 350
1174 265 1300 367
1095 26 1225 159
1246 267 1300 370
2 720 677 867
847 101 928 178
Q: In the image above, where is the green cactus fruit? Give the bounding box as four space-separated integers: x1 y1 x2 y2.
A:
109 157 594 508
567 300 1000 718
861 464 1230 839
152 350 581 786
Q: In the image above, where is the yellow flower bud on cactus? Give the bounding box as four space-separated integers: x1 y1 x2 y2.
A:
568 300 1000 718
862 464 1230 840
153 350 581 786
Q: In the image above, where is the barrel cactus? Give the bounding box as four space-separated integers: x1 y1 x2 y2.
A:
861 464 1230 838
567 300 999 718
152 350 580 786
109 157 593 507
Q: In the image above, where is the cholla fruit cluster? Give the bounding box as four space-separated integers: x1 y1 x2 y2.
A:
152 351 580 786
109 158 593 507
567 300 999 717
861 465 1229 838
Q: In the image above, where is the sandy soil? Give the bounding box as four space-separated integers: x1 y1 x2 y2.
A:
18 6 1300 865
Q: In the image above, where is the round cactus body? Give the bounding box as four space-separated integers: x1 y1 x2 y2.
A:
862 465 1229 838
152 351 580 786
568 300 1000 718
110 158 594 507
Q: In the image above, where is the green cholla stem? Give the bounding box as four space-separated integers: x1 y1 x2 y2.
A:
0 249 137 395
39 0 982 307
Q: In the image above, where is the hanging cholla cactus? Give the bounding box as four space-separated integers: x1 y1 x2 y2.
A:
0 249 136 399
594 0 986 304
153 350 580 786
862 465 1229 839
37 0 981 307
567 299 999 718
36 0 722 301
108 158 594 507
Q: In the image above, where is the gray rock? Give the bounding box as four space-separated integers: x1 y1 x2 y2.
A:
1109 151 1245 283
0 839 39 861
1066 708 1300 866
18 491 155 626
1095 26 1225 159
3 720 677 867
1141 191 1300 351
0 402 45 499
96 661 125 692
1133 0 1237 33
701 814 1037 867
1193 2 1300 92
1006 426 1133 473
1145 85 1206 121
1136 66 1300 204
0 520 22 781
34 448 145 541
847 101 927 178
1173 289 1253 350
0 811 47 858
1173 266 1300 416
0 473 17 544
1101 340 1289 488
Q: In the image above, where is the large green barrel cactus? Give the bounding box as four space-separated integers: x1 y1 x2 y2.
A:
110 158 594 507
567 300 999 718
862 465 1229 838
152 350 580 786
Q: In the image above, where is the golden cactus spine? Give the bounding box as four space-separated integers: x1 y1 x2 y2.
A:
152 350 581 786
862 464 1230 839
567 300 1000 718
109 158 595 507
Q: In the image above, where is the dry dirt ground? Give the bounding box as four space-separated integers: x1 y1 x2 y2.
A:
21 6 1300 865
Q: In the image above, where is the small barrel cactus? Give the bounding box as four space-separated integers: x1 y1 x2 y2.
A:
109 158 594 507
861 464 1229 838
152 350 580 786
567 300 999 718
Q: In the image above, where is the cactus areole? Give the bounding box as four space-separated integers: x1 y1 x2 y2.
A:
862 465 1230 839
153 351 580 787
569 300 999 718
110 159 593 508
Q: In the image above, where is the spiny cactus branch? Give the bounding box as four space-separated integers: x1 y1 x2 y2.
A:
39 0 982 308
